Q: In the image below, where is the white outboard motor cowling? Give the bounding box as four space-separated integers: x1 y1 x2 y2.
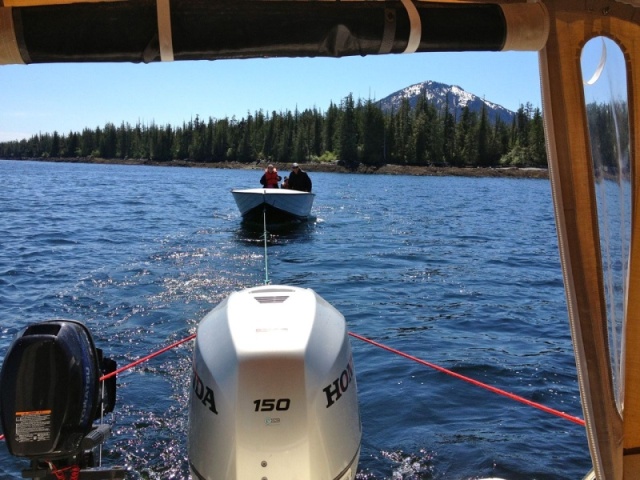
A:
188 285 361 480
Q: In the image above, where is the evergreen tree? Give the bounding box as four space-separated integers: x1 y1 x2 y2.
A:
323 102 339 155
453 106 477 166
412 111 429 165
494 117 510 161
393 97 412 164
338 94 358 168
80 128 95 157
413 94 441 165
117 122 131 159
293 124 306 163
130 122 145 158
312 108 323 158
173 124 189 160
186 115 205 162
360 99 385 166
212 118 230 162
101 123 117 158
528 108 547 167
274 111 294 163
442 96 456 165
235 117 252 163
50 131 60 157
252 110 266 160
65 131 79 157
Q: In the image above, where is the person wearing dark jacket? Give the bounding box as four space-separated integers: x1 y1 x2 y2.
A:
287 163 312 192
260 164 281 188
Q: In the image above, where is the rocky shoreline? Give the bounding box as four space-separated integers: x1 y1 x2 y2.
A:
14 157 550 179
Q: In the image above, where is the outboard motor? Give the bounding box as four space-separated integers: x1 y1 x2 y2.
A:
189 285 361 480
0 320 122 479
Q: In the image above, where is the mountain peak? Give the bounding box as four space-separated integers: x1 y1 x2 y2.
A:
377 80 515 123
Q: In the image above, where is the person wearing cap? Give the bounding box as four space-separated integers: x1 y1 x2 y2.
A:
260 164 282 188
288 163 312 192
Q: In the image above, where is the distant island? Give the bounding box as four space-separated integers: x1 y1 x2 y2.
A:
11 156 549 180
1 82 618 180
5 81 622 181
0 82 548 173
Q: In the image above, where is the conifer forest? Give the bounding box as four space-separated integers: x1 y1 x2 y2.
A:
0 94 552 169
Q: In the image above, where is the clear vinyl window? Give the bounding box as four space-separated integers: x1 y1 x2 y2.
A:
581 36 631 412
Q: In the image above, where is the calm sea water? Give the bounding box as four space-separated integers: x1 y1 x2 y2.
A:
0 160 590 479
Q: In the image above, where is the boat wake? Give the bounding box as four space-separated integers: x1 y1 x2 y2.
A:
356 449 434 479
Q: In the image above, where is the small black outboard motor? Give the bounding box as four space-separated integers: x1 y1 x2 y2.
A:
0 320 123 479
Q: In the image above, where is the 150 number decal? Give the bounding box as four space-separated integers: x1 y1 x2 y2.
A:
253 398 291 412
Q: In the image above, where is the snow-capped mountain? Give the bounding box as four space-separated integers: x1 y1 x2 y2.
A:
377 80 515 123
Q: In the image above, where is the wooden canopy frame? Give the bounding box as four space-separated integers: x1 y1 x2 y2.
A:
541 1 639 478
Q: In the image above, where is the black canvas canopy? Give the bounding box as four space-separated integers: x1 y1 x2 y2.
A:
0 0 547 64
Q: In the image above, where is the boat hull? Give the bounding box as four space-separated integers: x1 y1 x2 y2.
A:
231 188 315 225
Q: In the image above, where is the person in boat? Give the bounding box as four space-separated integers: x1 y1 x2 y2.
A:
282 176 290 189
287 163 312 192
260 164 282 188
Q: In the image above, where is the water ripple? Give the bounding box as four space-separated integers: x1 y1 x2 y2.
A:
0 161 588 479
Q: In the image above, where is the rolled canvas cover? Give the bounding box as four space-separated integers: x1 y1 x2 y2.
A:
0 0 550 65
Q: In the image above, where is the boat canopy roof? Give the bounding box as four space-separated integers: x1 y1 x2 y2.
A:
0 0 554 65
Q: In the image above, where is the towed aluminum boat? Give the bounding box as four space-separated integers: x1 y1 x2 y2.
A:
231 188 315 225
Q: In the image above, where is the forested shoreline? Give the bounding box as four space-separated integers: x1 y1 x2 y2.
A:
0 93 547 169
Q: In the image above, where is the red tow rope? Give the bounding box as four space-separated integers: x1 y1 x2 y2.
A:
109 331 585 426
99 333 196 382
348 331 586 426
0 329 584 447
49 463 80 480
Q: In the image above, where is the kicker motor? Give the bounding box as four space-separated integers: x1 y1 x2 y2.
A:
0 320 123 479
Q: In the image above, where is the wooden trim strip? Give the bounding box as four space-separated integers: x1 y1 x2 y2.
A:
156 0 173 62
0 7 23 65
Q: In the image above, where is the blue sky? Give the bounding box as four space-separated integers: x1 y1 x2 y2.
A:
0 51 542 142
